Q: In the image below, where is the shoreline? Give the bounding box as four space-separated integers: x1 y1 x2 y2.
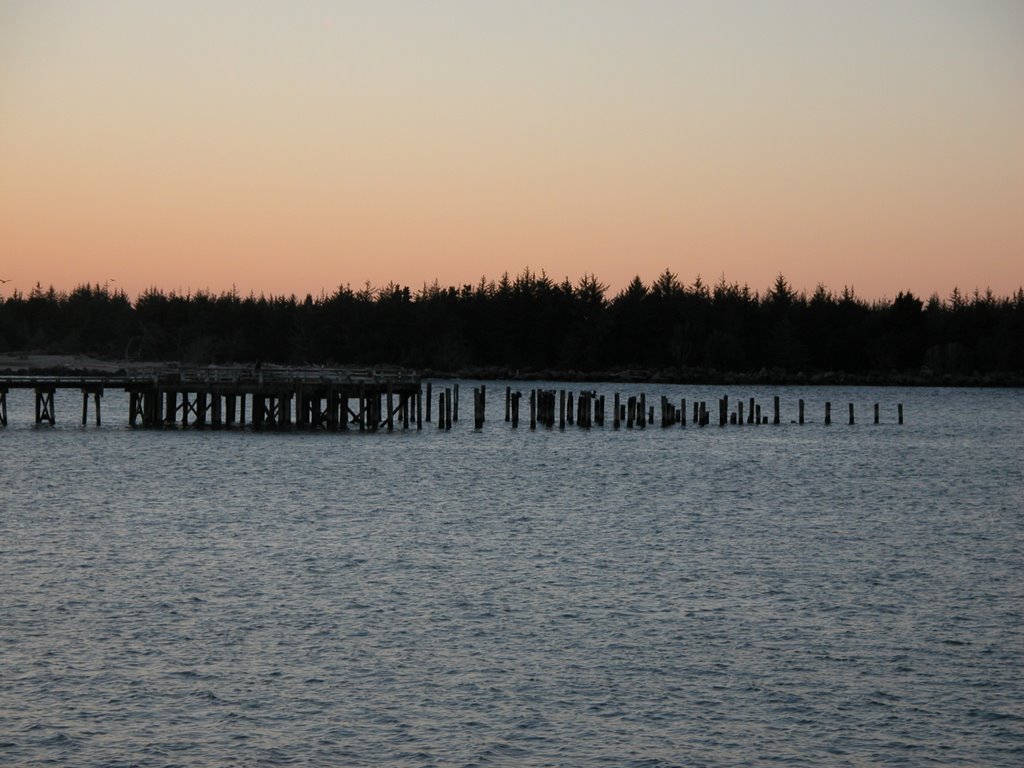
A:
1 353 1020 388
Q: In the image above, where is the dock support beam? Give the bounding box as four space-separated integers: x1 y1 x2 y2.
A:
35 387 56 425
81 387 102 426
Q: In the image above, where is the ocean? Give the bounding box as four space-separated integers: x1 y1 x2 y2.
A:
2 382 1022 766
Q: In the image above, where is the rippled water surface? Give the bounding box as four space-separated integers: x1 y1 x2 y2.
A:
2 383 1022 766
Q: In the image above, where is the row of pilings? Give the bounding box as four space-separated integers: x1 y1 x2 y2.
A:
0 378 904 430
127 385 421 431
490 387 903 429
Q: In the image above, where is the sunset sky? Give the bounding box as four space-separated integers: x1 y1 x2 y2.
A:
1 1 1021 301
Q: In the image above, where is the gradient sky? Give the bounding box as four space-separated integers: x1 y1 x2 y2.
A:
1 0 1021 301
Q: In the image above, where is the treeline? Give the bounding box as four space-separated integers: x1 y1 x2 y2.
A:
1 271 1023 381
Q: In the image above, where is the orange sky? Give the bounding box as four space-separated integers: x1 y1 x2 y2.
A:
1 1 1022 301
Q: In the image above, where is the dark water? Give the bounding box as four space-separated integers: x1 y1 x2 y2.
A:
2 383 1022 766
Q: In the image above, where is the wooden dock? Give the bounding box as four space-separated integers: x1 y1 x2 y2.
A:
0 368 904 430
0 365 421 430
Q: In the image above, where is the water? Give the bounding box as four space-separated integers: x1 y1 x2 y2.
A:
1 383 1022 766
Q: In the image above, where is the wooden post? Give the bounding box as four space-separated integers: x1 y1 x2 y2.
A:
0 390 7 427
754 404 760 425
558 390 565 429
773 395 780 425
82 391 89 425
226 394 236 426
639 393 647 429
748 397 755 424
445 388 452 430
339 394 349 431
438 392 445 430
530 389 537 430
387 384 394 431
284 394 294 427
505 386 511 422
196 392 207 427
426 382 433 423
680 398 686 427
416 387 422 430
719 397 727 427
737 400 744 425
874 402 879 424
94 390 102 426
453 384 459 423
898 403 904 425
212 393 222 428
825 402 831 425
798 398 805 425
327 390 339 430
613 392 620 429
511 391 520 428
849 403 855 425
240 393 246 426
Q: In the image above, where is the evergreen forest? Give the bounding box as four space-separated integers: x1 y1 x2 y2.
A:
1 270 1022 383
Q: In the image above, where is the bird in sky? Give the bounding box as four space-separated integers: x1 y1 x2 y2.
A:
0 279 10 283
